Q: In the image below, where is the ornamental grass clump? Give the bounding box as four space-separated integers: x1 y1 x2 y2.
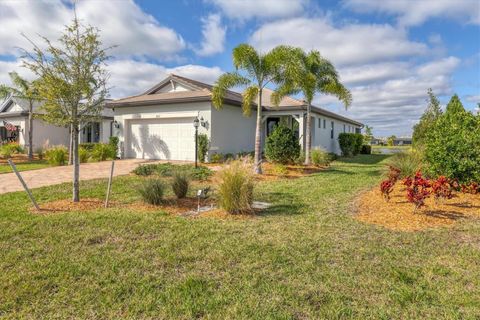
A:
172 172 189 199
311 148 331 166
404 171 431 213
217 160 254 214
45 146 68 166
138 179 165 205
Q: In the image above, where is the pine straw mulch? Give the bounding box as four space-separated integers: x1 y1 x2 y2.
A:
31 197 255 220
355 185 480 232
0 154 42 164
256 162 326 181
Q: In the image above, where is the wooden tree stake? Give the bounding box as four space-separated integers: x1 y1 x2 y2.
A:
104 160 115 208
8 159 40 210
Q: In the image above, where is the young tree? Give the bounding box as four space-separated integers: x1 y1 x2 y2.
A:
412 88 442 147
22 15 110 202
212 44 297 174
425 94 480 182
272 50 351 165
363 125 373 144
0 72 39 160
387 135 397 146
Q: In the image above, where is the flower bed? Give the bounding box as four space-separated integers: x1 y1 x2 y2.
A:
356 184 480 231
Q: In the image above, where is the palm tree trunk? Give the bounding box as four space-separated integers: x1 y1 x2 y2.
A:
27 101 33 161
304 102 312 165
254 88 263 174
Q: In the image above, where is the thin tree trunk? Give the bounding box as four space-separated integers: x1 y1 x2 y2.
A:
27 101 33 161
68 124 73 165
72 119 80 202
304 102 312 165
254 87 263 174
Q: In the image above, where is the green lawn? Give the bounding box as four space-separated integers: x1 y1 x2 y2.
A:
1 155 479 319
0 160 50 174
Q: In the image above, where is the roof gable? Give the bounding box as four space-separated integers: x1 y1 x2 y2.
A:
143 74 209 95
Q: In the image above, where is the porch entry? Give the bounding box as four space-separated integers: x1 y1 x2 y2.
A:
81 122 101 143
263 114 303 148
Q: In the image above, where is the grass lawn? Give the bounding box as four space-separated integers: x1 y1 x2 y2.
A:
0 160 50 174
0 155 479 319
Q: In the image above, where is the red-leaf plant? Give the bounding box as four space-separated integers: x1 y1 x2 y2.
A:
380 179 394 201
405 171 431 213
431 176 453 204
461 182 480 194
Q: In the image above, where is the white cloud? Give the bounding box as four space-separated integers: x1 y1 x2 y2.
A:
250 17 426 66
207 0 309 20
466 95 480 103
0 0 185 60
339 62 410 85
107 60 223 98
0 59 35 86
315 58 461 136
344 0 480 26
194 14 226 56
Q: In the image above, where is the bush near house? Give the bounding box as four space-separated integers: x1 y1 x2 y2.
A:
109 136 119 158
360 145 372 154
79 148 89 163
132 163 213 181
45 146 68 166
209 153 224 163
0 143 24 158
90 143 116 162
265 125 301 164
338 133 363 157
310 148 332 166
217 161 254 214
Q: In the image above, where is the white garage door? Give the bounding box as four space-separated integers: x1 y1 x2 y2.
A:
127 117 195 160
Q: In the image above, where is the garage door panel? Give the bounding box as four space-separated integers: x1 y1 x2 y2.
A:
127 118 195 160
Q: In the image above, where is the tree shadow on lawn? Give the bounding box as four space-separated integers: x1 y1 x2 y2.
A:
257 191 305 217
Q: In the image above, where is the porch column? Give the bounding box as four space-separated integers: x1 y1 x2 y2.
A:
292 113 305 150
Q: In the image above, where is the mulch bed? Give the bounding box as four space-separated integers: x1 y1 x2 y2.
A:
257 162 325 181
355 185 480 231
0 154 42 164
32 198 109 213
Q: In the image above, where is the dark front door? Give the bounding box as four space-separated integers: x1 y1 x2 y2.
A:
266 117 280 136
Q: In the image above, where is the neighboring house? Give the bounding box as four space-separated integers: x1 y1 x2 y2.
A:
393 137 412 146
107 74 363 161
0 96 114 149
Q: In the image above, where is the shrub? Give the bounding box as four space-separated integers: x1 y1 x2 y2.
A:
237 151 254 159
295 151 306 165
380 179 394 202
424 94 480 183
360 145 372 154
338 133 363 157
387 151 423 178
224 153 235 161
461 182 479 194
405 171 431 213
45 146 68 166
190 166 213 181
156 163 175 176
272 163 288 176
172 172 189 199
35 147 44 160
328 153 338 161
79 148 89 163
217 161 254 214
197 134 209 163
79 142 96 151
0 143 23 158
132 164 157 176
138 179 165 205
210 153 224 163
109 136 119 158
310 148 331 166
90 143 116 161
265 124 301 164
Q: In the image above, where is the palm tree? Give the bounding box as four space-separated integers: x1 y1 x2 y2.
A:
212 44 297 174
273 50 352 165
0 72 39 160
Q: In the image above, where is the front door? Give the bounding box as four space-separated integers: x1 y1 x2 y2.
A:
266 117 280 136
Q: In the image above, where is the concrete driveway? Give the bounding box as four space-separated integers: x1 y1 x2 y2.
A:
0 159 150 194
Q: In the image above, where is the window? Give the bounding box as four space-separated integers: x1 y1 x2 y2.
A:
343 124 346 133
318 118 321 128
323 119 326 129
331 121 334 139
355 127 361 134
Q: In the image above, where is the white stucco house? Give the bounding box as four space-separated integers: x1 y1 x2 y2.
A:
0 96 114 149
107 74 363 161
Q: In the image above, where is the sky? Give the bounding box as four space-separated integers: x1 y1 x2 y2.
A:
0 0 479 137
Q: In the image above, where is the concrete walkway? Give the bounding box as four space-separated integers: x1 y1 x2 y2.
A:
0 159 150 194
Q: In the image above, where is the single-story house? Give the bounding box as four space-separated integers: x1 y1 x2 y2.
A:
0 96 114 149
107 74 363 161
